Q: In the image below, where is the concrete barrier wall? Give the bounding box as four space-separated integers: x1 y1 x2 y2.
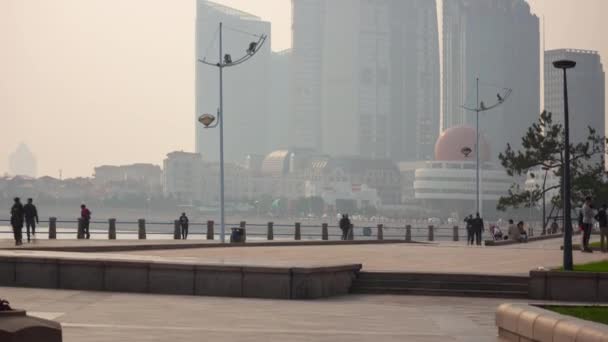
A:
529 270 608 302
496 303 608 341
0 255 361 300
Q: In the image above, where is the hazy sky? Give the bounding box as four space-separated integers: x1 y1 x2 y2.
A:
0 0 606 178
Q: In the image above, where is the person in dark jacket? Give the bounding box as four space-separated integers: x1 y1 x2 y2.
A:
596 204 608 252
80 204 91 239
10 197 24 246
179 212 189 240
23 198 39 242
464 214 474 245
339 214 351 240
472 212 484 246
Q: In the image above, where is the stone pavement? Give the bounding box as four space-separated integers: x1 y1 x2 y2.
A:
1 286 510 342
123 237 607 275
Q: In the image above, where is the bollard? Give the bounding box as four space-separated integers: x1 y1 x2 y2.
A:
138 219 146 239
295 222 301 240
267 222 274 240
405 225 412 242
428 225 434 241
108 218 117 240
453 225 459 241
48 217 57 239
240 221 247 242
174 220 181 239
347 224 354 240
77 218 84 239
207 220 214 240
322 223 328 241
377 224 384 240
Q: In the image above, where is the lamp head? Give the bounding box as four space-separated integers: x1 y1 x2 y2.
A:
223 54 232 65
553 60 576 70
247 41 258 54
461 146 472 158
198 114 216 127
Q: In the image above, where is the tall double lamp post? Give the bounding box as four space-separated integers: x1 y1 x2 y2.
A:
197 22 267 243
553 59 576 271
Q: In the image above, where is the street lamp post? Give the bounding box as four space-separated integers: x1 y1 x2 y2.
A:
197 22 267 243
553 59 576 271
462 79 512 216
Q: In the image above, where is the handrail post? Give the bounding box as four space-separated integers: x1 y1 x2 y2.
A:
453 225 459 241
294 222 301 240
405 225 412 242
138 219 146 240
174 220 181 239
108 218 117 240
48 217 57 240
377 224 384 240
240 221 247 242
428 225 434 241
77 218 84 239
322 223 328 241
207 220 214 240
267 222 274 240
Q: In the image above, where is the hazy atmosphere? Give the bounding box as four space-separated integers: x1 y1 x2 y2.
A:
1 0 607 178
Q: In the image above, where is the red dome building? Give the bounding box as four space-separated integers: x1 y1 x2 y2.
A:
434 125 491 162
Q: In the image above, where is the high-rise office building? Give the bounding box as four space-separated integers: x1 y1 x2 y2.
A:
195 1 271 161
290 0 440 161
442 0 540 159
8 143 37 178
545 49 605 148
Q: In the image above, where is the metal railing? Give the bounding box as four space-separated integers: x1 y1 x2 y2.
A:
0 217 466 242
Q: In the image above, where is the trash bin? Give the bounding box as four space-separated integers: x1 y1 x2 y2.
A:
363 227 372 237
230 227 245 243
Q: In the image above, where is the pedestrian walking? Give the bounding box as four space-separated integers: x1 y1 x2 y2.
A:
464 214 474 245
472 212 484 246
596 204 608 252
23 198 39 242
10 197 24 246
581 197 594 253
179 212 189 240
339 214 351 241
80 204 91 239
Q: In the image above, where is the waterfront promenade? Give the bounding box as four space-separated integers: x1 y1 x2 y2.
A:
1 286 509 341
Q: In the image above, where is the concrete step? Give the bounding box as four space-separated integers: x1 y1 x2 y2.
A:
354 279 528 292
356 272 529 285
352 272 530 299
351 286 529 299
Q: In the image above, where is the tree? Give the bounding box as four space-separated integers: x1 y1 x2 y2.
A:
498 111 607 212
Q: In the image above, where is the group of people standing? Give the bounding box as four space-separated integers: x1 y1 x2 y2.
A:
10 197 39 245
464 213 484 246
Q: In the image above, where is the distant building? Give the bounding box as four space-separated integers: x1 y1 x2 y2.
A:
442 0 540 159
8 143 37 178
290 0 440 161
544 49 605 150
303 156 402 205
413 126 511 216
195 0 271 162
94 163 162 195
162 152 204 203
268 49 292 151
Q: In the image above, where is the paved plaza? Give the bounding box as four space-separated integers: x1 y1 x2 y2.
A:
1 286 512 342
0 236 606 275
122 238 607 275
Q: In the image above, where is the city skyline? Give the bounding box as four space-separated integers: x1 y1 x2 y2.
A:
0 0 607 178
